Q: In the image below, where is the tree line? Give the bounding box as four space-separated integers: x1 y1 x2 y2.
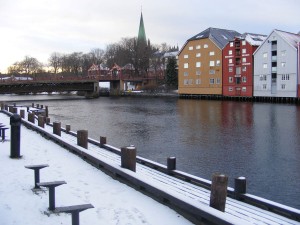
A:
7 37 177 76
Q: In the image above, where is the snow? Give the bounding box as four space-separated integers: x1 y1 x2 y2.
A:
0 112 192 225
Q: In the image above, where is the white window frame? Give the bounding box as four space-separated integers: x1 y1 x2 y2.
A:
196 45 201 49
188 46 193 50
184 63 189 69
196 62 201 68
184 54 189 59
204 44 208 48
209 51 215 56
209 61 215 67
209 78 214 84
196 53 201 58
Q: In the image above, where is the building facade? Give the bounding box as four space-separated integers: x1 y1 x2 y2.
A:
178 27 240 96
223 33 266 97
253 30 300 98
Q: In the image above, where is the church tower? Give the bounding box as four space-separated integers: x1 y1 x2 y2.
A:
135 11 150 76
137 12 147 45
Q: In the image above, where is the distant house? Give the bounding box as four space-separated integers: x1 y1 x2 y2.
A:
178 27 240 95
88 64 109 76
253 30 300 98
223 33 266 97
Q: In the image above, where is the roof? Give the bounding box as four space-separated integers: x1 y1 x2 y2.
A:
188 27 241 49
238 33 267 46
254 29 300 55
275 29 300 48
137 12 147 44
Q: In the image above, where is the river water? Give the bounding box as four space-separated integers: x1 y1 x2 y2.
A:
1 94 300 209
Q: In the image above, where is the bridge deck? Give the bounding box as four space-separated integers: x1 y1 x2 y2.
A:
2 108 300 225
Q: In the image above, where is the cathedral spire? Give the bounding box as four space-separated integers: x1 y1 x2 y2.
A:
137 11 147 45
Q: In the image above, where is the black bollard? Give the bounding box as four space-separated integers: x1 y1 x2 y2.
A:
10 114 22 158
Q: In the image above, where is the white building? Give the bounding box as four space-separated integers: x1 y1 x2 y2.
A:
253 30 300 97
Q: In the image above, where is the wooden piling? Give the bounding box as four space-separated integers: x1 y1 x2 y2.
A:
46 117 50 124
66 125 71 133
77 130 88 149
20 109 25 119
210 173 228 212
100 136 107 147
38 116 45 128
121 146 136 172
12 107 18 114
53 122 61 136
28 113 35 124
167 157 176 170
45 106 49 117
234 177 247 200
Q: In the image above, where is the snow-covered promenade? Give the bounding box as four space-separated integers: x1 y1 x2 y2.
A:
0 112 192 225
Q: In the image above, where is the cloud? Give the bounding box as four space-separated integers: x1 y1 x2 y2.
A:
0 0 299 72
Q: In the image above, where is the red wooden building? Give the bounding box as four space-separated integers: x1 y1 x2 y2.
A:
223 33 266 97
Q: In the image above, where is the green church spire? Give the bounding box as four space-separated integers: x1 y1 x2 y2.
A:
137 12 147 45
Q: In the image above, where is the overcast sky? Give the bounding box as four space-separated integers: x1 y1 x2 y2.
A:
0 0 299 73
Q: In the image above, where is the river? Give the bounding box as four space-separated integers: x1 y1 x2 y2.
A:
1 94 300 209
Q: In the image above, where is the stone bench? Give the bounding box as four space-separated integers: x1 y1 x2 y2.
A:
54 204 94 225
37 181 67 210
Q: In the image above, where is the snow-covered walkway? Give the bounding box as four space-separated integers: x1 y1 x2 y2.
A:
0 112 192 225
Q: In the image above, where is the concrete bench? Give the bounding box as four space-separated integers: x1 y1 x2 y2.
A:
54 204 94 225
37 181 66 210
24 164 49 189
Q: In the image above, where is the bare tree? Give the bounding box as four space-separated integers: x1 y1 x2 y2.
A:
90 48 105 65
48 52 61 74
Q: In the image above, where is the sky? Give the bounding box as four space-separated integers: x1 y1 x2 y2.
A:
0 0 299 73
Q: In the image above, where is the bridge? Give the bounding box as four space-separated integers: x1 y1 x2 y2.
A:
0 76 100 98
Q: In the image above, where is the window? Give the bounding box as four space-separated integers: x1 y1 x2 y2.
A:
204 44 208 48
282 74 290 80
196 79 201 84
184 79 189 85
242 58 246 63
229 77 233 83
196 53 201 57
242 87 247 92
242 66 247 72
229 50 233 55
242 49 246 54
210 61 215 66
236 67 241 75
196 45 201 49
229 67 233 72
184 63 189 69
230 42 234 47
229 59 233 64
260 75 267 81
263 52 268 58
263 63 268 69
196 70 201 76
196 62 201 67
263 84 267 89
242 76 247 83
242 40 246 46
184 54 189 59
216 78 221 84
287 74 290 80
209 51 215 56
216 60 221 66
281 84 286 89
209 78 214 84
184 72 188 76
188 46 193 50
209 70 215 74
281 62 286 67
229 87 233 91
189 79 193 85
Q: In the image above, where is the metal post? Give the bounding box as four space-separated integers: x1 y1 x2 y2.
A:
49 187 55 210
72 212 80 225
167 157 176 170
10 114 21 158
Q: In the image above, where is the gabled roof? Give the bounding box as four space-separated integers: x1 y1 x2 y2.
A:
254 29 300 55
275 29 300 48
188 27 241 49
237 33 267 46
